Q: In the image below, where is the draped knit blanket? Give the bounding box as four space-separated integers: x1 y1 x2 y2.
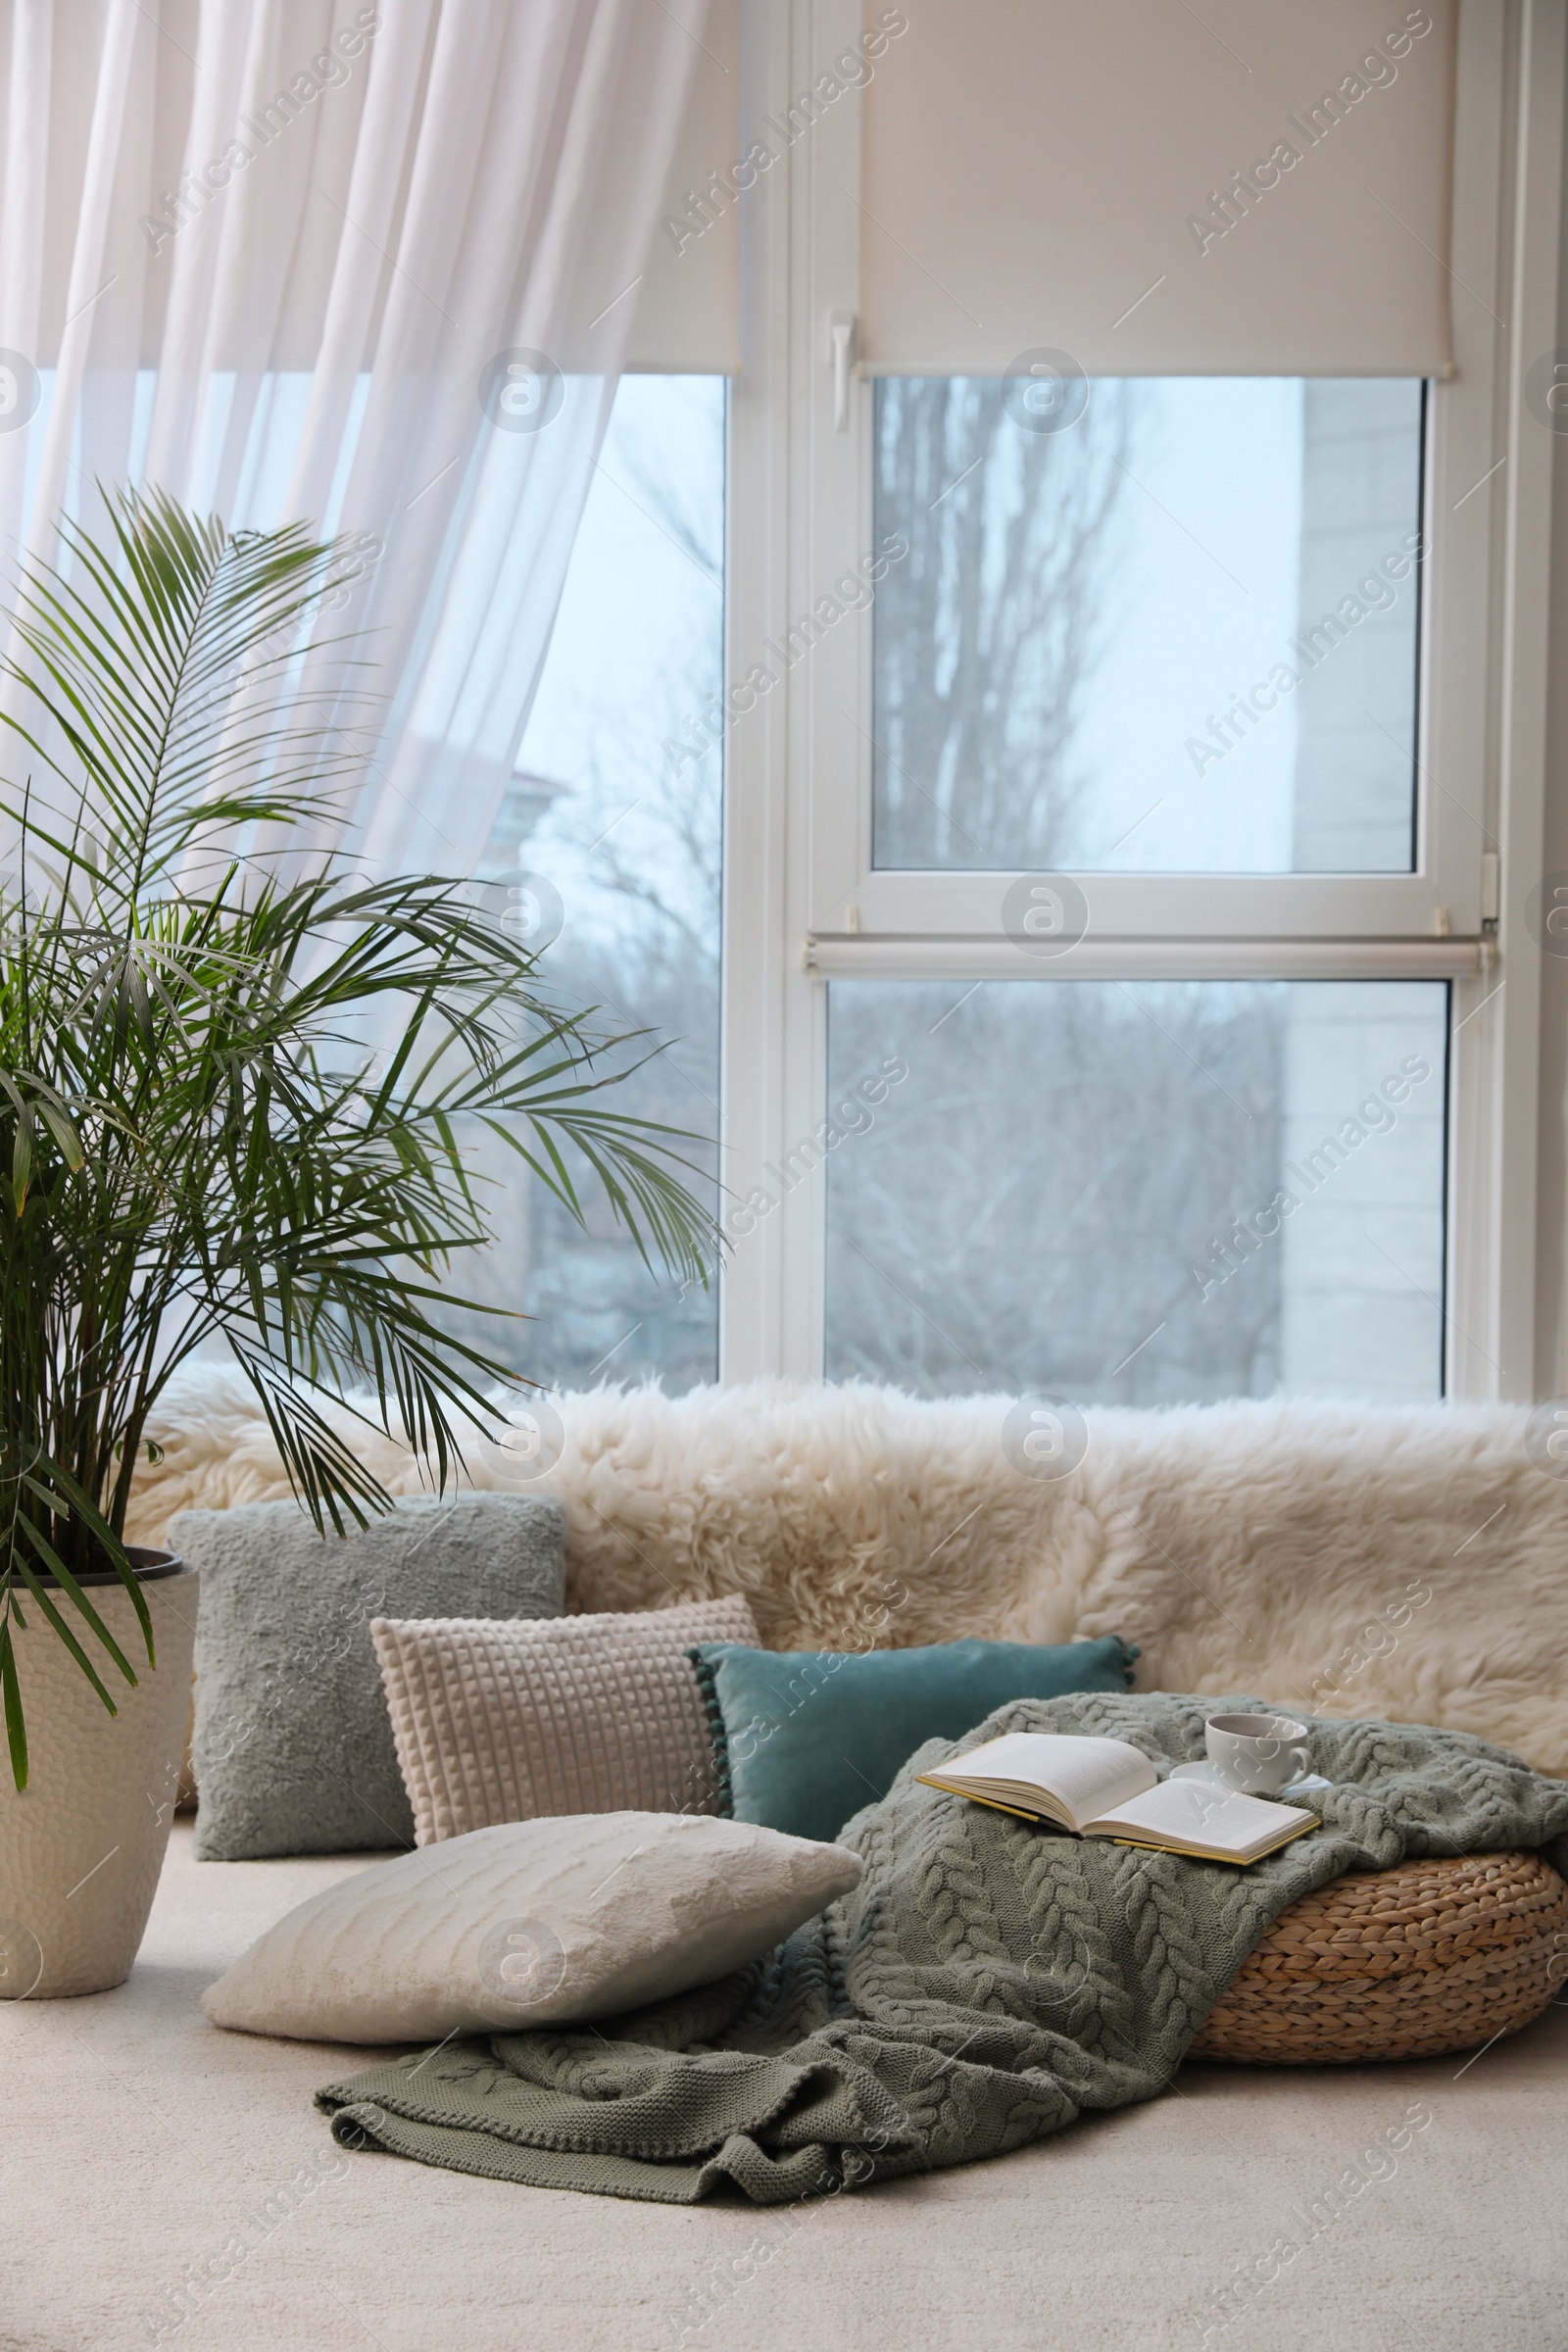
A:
315 1693 1568 2204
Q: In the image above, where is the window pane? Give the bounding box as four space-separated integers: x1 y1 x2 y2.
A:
824 980 1446 1403
871 378 1423 875
426 376 724 1393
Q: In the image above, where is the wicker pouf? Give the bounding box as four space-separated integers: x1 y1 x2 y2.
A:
1190 1850 1568 2065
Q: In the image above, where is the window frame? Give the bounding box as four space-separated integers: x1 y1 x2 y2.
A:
720 0 1562 1402
809 376 1482 950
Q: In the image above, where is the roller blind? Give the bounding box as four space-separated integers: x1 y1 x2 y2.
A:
625 0 740 371
860 0 1455 377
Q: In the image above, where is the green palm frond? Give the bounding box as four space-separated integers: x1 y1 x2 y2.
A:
1 487 370 906
0 486 719 1788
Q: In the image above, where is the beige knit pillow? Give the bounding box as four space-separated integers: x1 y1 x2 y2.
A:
371 1594 759 1844
205 1813 862 2043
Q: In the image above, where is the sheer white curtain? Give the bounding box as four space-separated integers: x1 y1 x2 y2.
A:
0 0 708 876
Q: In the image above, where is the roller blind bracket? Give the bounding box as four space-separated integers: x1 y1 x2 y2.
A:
828 312 857 431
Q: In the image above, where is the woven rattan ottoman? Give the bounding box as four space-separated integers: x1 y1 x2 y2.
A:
1191 1850 1568 2064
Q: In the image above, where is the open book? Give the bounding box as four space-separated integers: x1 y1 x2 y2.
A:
916 1732 1317 1865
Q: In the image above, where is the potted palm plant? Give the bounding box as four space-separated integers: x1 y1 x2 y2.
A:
0 489 713 1996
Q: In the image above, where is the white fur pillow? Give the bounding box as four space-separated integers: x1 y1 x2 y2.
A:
202 1813 862 2044
370 1594 758 1844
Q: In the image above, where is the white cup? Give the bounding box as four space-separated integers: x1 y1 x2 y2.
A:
1205 1711 1310 1796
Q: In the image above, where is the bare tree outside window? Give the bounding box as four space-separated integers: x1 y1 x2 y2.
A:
825 976 1447 1406
417 375 1443 1409
420 377 725 1395
835 378 1445 1406
827 979 1288 1403
872 375 1138 870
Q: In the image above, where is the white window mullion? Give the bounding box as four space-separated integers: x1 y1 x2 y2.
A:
718 0 851 1382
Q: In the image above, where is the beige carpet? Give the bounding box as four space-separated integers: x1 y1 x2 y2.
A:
4 1825 1564 2352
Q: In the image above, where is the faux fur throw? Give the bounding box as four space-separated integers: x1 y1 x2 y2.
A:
130 1372 1568 1775
315 1691 1568 2204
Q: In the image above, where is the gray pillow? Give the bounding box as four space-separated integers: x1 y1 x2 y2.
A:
176 1495 564 1860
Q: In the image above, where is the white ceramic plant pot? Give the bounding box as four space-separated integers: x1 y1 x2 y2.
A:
0 1554 197 1998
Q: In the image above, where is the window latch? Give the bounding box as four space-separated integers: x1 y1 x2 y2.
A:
828 311 857 431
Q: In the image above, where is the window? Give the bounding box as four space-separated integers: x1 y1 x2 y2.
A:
871 378 1426 877
716 2 1547 1405
427 374 725 1394
821 370 1446 1401
805 341 1479 949
824 978 1447 1403
790 340 1464 1398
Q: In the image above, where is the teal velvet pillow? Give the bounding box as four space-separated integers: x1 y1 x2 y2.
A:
689 1635 1139 1845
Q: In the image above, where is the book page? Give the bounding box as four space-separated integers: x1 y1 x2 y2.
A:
937 1733 1155 1828
1087 1779 1306 1856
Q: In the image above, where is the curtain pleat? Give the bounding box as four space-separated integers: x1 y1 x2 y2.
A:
0 0 708 883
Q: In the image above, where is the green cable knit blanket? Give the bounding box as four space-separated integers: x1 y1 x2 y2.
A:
316 1692 1568 2204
